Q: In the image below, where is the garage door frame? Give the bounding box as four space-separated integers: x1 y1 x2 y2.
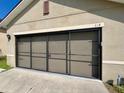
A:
15 27 102 80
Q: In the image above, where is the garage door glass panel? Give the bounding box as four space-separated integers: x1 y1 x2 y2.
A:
32 36 47 70
17 37 31 68
48 35 67 73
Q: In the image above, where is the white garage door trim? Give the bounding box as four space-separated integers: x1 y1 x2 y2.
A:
103 60 124 65
13 23 104 35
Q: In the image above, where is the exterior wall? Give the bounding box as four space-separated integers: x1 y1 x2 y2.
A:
103 62 124 84
7 0 124 84
0 33 7 56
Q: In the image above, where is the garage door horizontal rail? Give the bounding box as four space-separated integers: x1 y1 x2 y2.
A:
70 54 99 57
18 54 30 56
31 56 47 58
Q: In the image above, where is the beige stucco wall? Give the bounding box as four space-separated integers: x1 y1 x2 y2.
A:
103 63 124 84
7 0 124 84
0 33 7 56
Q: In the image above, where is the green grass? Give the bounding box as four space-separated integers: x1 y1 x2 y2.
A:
0 56 11 70
105 83 124 93
114 86 124 93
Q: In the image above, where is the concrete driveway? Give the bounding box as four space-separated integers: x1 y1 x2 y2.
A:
0 68 109 93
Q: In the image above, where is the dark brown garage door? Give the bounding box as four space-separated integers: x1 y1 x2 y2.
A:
16 28 102 79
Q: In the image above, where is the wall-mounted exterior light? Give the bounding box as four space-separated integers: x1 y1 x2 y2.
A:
6 34 11 41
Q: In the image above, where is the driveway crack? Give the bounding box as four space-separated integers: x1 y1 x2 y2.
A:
26 82 39 93
26 87 33 93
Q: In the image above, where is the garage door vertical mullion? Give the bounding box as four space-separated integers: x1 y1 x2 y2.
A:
66 33 68 74
98 28 102 80
16 37 18 67
30 37 32 69
47 35 49 71
68 32 71 75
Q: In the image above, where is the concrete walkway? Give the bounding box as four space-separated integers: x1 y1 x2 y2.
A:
0 68 109 93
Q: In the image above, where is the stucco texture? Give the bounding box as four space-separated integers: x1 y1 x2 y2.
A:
0 33 7 56
6 0 124 83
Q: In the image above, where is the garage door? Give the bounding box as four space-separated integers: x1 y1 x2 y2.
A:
16 28 101 79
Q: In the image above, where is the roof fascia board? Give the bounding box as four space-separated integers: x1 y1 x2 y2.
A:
0 0 34 28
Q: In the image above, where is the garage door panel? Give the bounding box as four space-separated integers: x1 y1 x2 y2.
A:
49 59 66 74
18 52 30 56
49 35 67 41
32 36 46 41
71 31 98 41
17 38 30 53
18 42 30 52
18 56 30 68
32 53 46 57
49 35 67 53
71 40 92 55
71 55 92 62
32 57 46 70
70 61 92 77
32 36 46 53
50 53 66 59
49 41 66 53
32 42 46 53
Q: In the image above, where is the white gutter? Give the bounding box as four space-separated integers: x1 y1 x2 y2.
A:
13 23 104 35
0 0 34 29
